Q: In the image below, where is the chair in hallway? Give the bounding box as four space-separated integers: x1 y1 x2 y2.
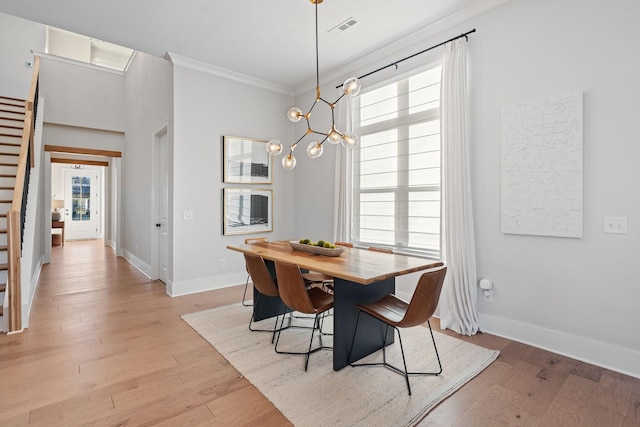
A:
273 260 334 371
244 253 290 343
242 237 268 306
347 264 447 395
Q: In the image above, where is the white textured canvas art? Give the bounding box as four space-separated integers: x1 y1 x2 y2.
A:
501 91 583 238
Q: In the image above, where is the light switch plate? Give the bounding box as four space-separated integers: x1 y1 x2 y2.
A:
183 210 194 221
604 217 627 234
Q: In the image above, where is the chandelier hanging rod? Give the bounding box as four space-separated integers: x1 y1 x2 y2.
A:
336 28 476 89
265 0 362 171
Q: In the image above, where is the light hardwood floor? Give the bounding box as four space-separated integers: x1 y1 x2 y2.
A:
0 240 638 426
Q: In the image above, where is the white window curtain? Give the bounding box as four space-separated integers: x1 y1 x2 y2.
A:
439 38 479 335
333 89 354 243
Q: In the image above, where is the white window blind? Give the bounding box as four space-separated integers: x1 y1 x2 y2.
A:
352 65 442 258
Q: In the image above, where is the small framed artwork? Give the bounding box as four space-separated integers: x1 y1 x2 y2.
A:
223 188 273 235
223 135 272 184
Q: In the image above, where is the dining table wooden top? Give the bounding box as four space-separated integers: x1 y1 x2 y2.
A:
226 240 443 285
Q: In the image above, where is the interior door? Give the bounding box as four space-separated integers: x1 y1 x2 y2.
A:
64 169 100 240
159 130 169 283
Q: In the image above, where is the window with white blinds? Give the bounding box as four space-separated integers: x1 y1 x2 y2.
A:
352 65 442 258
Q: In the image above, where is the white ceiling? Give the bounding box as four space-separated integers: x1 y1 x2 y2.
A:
0 0 505 93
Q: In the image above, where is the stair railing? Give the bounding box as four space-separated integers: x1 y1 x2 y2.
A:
6 56 39 333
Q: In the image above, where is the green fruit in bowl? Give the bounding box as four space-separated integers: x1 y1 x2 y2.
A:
323 242 332 248
317 240 325 247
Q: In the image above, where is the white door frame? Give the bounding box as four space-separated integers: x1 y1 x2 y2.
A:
151 120 170 283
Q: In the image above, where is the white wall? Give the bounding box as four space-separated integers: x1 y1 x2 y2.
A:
467 0 639 377
38 57 125 132
122 52 173 275
296 0 640 376
170 60 295 296
0 12 45 99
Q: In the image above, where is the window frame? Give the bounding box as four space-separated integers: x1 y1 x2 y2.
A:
350 64 442 259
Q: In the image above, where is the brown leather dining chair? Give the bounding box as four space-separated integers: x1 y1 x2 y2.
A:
274 260 334 371
335 241 354 247
242 237 268 306
244 253 290 343
368 246 393 254
347 264 447 395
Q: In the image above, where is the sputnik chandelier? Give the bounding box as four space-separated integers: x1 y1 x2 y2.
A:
266 0 362 171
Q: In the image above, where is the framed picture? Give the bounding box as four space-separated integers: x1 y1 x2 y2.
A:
223 188 273 235
223 135 272 184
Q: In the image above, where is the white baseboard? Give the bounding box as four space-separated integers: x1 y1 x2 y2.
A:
122 249 152 279
479 312 640 379
167 272 246 297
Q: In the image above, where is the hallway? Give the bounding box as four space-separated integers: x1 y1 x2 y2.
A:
0 240 288 426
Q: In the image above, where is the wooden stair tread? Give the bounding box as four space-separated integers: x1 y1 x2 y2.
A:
0 187 15 190
0 110 25 116
0 153 19 157
0 123 22 130
0 115 23 121
0 174 18 178
0 264 7 271
0 283 5 292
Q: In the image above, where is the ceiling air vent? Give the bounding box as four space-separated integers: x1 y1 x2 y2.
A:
328 17 359 33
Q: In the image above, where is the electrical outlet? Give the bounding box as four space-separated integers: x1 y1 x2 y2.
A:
219 258 226 269
183 210 193 221
604 217 627 234
483 290 493 303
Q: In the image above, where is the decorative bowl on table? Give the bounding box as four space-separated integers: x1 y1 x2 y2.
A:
289 241 345 257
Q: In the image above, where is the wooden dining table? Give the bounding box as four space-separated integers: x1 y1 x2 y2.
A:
226 240 443 370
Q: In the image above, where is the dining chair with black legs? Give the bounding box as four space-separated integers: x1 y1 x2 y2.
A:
273 260 334 371
347 264 447 395
244 253 290 343
242 237 268 306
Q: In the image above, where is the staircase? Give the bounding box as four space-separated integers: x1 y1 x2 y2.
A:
0 96 23 318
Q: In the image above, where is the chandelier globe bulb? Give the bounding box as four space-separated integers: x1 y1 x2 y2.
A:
266 139 283 156
341 132 359 149
287 107 303 123
282 153 297 170
306 141 324 159
328 128 342 144
343 77 361 97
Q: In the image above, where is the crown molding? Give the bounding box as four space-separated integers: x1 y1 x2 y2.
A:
166 52 295 97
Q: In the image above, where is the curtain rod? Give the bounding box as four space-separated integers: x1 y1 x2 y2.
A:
336 28 476 89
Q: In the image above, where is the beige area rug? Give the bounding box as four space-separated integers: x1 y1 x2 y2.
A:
182 304 499 427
